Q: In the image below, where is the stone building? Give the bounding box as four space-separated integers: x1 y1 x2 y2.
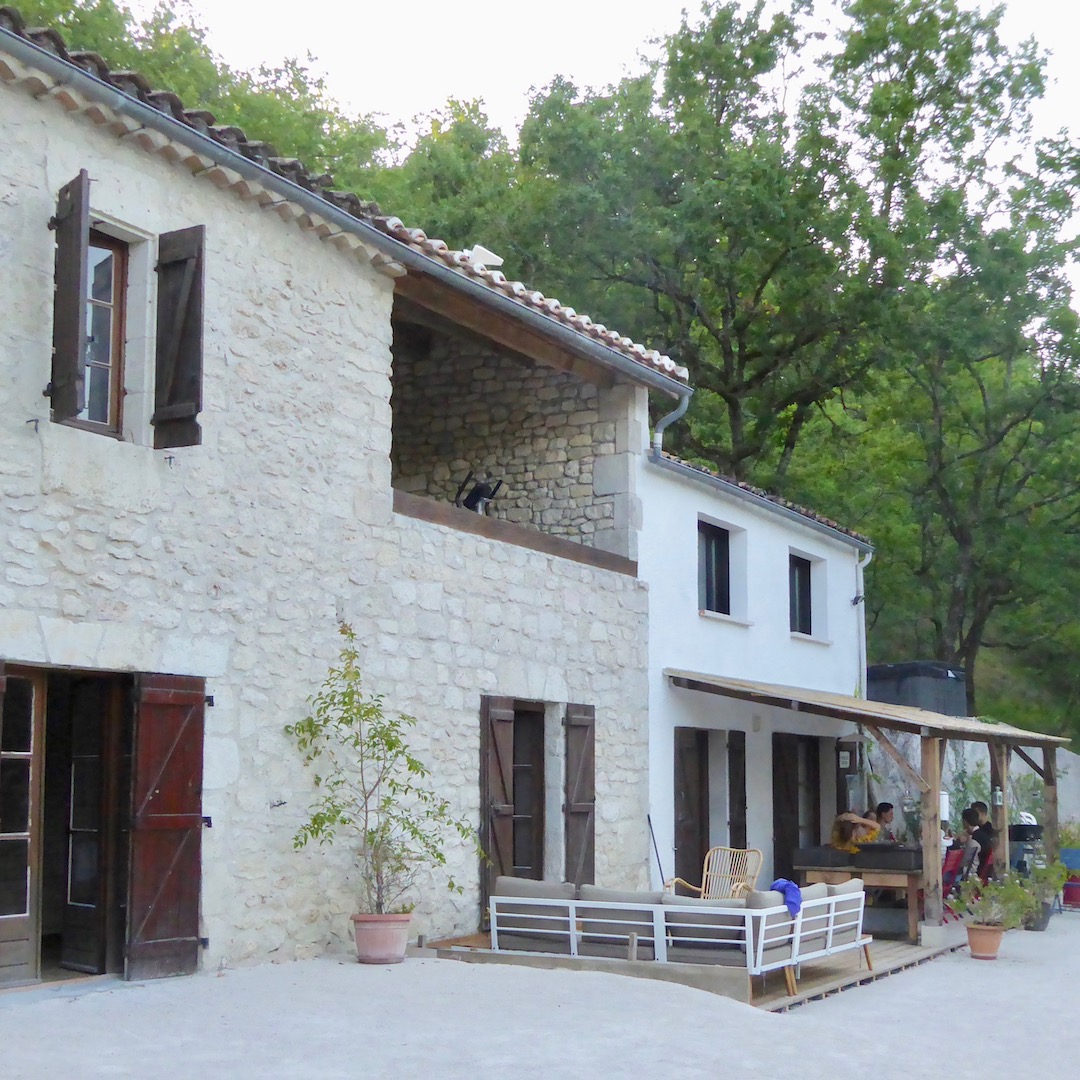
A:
0 10 691 988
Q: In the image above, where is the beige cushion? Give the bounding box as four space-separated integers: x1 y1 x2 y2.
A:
576 885 662 955
801 882 829 902
492 877 575 953
826 878 865 897
745 889 785 909
494 876 575 900
663 894 747 946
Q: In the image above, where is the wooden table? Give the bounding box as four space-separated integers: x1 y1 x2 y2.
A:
798 866 922 944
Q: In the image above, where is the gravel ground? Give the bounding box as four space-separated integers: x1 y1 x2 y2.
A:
2 913 1078 1080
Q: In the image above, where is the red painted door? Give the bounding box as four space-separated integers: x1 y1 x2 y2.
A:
126 674 205 980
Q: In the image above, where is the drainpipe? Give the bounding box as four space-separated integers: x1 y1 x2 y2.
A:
651 391 693 451
854 548 874 699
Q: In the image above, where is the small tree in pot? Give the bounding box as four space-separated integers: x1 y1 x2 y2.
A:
287 623 478 962
1024 861 1069 931
958 874 1038 960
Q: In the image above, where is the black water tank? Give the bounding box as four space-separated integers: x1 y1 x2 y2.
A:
866 661 967 716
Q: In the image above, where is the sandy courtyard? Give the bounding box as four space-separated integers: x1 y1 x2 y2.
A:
2 914 1078 1080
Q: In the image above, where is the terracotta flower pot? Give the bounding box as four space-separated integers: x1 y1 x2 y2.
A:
966 923 1005 960
350 912 412 964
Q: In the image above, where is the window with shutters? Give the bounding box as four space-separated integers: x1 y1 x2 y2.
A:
49 170 205 448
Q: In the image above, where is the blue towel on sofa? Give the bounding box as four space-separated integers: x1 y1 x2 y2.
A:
770 878 802 916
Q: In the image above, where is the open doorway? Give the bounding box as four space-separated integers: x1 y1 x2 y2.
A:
0 666 205 990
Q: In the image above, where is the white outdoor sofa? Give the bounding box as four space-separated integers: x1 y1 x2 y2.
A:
489 876 871 996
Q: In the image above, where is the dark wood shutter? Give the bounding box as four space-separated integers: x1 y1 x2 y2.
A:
50 170 90 422
127 674 205 980
153 225 205 449
479 697 515 916
564 703 595 887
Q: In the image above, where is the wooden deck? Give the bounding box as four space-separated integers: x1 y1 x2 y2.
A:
426 929 966 1011
755 933 966 1012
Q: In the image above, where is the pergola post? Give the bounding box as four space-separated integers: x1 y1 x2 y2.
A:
988 741 1011 873
920 735 943 927
1043 747 1059 862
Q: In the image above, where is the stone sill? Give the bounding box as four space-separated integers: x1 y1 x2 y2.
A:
698 610 752 628
392 490 638 577
790 632 833 647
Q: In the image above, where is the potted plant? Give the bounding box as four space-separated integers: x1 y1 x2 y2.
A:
1060 821 1080 909
286 623 479 963
958 873 1039 959
1024 861 1069 931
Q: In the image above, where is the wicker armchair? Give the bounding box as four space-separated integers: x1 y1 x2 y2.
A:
665 846 764 900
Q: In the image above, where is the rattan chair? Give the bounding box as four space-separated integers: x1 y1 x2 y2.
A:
665 846 764 900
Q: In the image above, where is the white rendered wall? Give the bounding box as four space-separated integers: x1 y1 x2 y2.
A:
0 76 650 967
637 448 868 883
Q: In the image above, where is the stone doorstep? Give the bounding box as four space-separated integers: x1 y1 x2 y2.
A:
434 946 751 1004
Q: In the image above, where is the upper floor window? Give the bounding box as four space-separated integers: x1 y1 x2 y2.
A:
49 169 206 448
81 232 128 432
698 521 731 615
789 554 812 635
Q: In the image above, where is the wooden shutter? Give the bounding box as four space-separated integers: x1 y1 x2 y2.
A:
153 225 205 449
49 170 90 422
127 674 205 980
564 703 595 887
480 697 515 899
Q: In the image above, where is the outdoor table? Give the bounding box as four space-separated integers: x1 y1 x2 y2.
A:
796 865 921 944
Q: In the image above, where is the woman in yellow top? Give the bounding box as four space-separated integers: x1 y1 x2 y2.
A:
830 812 881 854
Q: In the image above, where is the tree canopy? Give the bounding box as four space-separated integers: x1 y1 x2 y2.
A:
14 0 1080 734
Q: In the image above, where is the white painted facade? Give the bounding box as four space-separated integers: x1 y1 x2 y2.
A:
636 450 872 884
0 46 655 977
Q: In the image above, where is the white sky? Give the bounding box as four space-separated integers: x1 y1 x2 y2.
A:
134 0 1080 141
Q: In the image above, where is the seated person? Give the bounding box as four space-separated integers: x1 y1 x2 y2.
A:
830 812 880 854
874 802 897 842
971 800 998 863
956 806 993 886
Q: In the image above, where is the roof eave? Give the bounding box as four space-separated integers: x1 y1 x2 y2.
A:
0 25 690 400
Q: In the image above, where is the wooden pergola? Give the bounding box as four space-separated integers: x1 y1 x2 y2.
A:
665 669 1071 930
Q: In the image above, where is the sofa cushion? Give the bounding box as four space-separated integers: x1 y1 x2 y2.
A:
491 877 575 953
801 882 829 903
576 885 663 953
578 885 664 905
662 893 747 947
494 876 575 900
826 878 865 897
745 889 785 909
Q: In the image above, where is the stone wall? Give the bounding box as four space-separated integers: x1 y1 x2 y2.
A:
0 74 650 970
391 325 616 545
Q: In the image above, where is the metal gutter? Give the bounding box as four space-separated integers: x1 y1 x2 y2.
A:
651 391 691 450
0 27 690 400
647 449 874 553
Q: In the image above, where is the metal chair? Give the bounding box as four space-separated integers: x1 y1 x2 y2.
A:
665 846 764 900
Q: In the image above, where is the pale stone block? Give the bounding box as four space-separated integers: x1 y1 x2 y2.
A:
204 736 241 789
160 633 231 677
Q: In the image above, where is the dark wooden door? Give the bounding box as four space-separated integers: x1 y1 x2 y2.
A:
512 706 545 880
727 730 747 850
772 734 821 880
0 668 45 988
479 696 515 920
61 678 109 972
564 704 595 887
126 674 204 980
673 728 709 888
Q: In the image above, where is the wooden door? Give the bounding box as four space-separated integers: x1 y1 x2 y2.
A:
772 734 821 880
563 704 595 887
0 668 45 988
727 730 747 851
61 677 127 973
126 674 205 980
673 728 709 888
479 696 515 918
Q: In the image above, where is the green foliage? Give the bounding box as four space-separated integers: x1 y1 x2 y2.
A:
1059 821 1080 851
958 872 1038 928
286 624 479 915
1028 861 1069 904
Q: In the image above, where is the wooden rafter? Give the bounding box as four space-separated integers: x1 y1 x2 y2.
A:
865 724 929 793
1013 746 1047 782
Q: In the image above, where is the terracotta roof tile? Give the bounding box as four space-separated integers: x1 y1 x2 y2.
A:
0 5 689 385
658 451 872 546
